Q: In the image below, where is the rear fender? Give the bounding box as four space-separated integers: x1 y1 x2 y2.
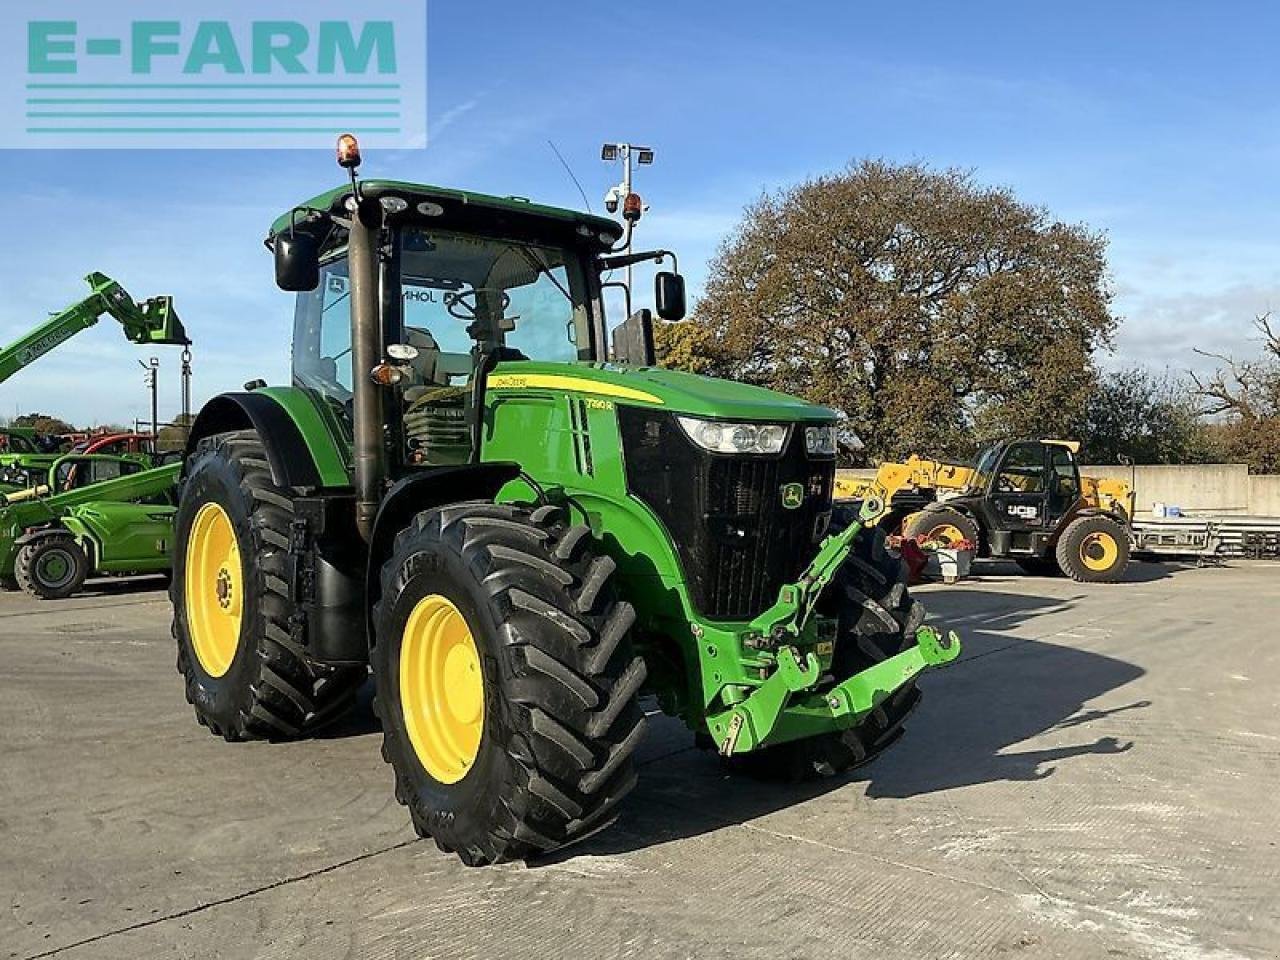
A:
13 521 97 569
13 524 72 549
1063 503 1132 531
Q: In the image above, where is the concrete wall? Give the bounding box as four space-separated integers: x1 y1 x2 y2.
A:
1081 463 1254 516
1246 474 1280 517
837 462 1280 517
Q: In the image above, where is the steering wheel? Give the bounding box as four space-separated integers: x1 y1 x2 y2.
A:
444 288 510 321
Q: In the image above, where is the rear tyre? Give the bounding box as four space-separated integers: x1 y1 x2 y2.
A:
171 430 364 741
725 525 926 781
15 537 89 600
902 506 979 548
1015 556 1064 577
1056 515 1130 583
371 502 646 865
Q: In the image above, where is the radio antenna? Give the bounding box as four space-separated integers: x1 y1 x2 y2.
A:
547 140 592 213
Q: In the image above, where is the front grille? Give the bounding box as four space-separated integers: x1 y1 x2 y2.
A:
618 407 834 621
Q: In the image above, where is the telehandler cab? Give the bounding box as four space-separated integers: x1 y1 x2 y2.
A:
171 136 961 865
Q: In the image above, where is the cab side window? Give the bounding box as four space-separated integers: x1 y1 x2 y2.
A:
1051 446 1079 495
292 260 354 414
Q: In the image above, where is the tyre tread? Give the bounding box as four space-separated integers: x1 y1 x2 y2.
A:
372 501 645 865
172 430 363 742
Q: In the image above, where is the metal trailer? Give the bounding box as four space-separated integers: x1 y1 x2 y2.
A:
1130 514 1280 561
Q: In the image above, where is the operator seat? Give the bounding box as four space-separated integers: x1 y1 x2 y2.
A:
403 326 444 405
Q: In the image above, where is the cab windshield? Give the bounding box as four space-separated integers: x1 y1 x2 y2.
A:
398 227 594 382
966 446 1000 493
291 227 597 467
0 433 35 454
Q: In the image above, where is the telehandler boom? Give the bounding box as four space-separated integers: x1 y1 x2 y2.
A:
0 273 189 488
0 272 188 384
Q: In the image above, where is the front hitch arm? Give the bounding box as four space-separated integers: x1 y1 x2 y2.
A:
745 495 890 647
710 495 962 756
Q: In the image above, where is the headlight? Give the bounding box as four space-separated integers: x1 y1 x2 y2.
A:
676 416 788 455
804 424 837 457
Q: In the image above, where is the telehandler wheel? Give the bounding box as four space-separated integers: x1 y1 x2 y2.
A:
0 574 20 592
901 506 979 548
171 430 364 741
725 525 926 781
1055 515 1130 583
15 536 88 600
371 502 646 866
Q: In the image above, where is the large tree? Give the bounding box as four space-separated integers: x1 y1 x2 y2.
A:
656 160 1117 463
1192 314 1280 473
1080 367 1211 465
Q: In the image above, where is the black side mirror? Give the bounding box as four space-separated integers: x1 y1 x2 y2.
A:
275 232 320 292
612 309 656 367
655 271 686 322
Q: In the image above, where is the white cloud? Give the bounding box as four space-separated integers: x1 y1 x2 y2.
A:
1110 282 1280 375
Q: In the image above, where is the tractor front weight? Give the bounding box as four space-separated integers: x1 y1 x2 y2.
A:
704 496 962 756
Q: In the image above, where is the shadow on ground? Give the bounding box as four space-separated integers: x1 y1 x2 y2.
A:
543 588 1146 863
969 557 1199 584
73 574 171 598
315 680 382 738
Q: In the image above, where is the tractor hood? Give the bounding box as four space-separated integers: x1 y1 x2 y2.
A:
487 362 839 423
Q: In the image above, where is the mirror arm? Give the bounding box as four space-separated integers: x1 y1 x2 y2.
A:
601 280 632 320
598 249 677 273
263 206 334 251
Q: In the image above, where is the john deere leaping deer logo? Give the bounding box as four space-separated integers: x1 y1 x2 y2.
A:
780 482 805 510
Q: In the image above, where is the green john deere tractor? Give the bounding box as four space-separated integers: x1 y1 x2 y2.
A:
171 138 961 865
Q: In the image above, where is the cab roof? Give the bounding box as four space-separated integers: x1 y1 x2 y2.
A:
268 179 625 248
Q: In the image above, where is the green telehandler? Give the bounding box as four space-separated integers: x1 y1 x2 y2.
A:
0 272 189 489
170 136 962 865
0 456 179 598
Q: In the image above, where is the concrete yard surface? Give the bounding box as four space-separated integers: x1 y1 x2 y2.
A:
2 561 1277 959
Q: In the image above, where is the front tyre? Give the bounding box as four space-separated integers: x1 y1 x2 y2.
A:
15 536 89 600
1056 515 1130 583
372 502 646 865
171 430 363 741
902 506 980 548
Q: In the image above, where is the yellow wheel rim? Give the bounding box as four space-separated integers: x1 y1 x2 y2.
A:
926 523 966 546
400 594 485 784
184 502 243 678
1080 531 1120 572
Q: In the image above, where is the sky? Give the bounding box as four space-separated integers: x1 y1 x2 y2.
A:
3 0 1279 426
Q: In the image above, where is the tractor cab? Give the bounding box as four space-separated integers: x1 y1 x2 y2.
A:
285 200 616 467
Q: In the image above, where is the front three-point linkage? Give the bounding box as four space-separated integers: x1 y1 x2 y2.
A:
713 495 962 756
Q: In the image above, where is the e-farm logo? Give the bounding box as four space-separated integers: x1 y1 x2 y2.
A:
3 1 426 149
